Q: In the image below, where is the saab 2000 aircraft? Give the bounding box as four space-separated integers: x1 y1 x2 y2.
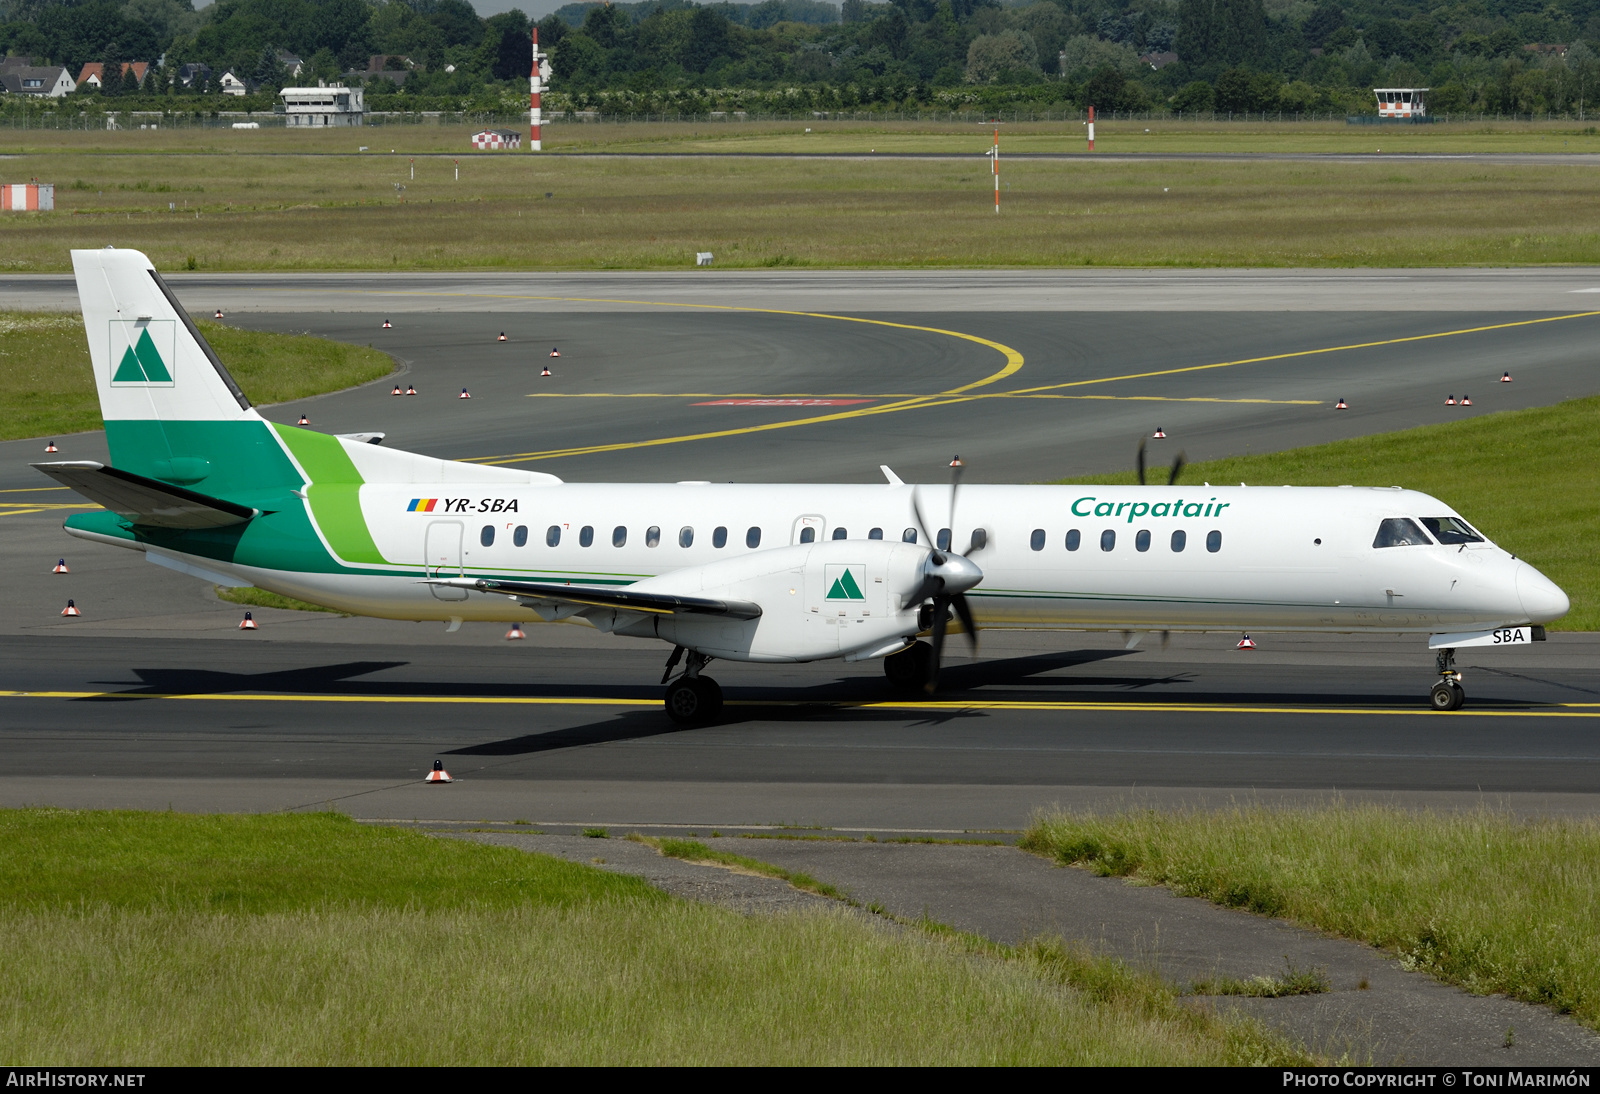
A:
36 249 1571 723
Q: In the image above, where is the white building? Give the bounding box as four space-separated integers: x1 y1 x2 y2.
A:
280 86 364 127
219 71 249 96
1374 88 1427 118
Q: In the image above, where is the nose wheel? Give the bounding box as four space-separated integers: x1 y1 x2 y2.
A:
1431 648 1465 711
883 641 932 691
662 647 723 725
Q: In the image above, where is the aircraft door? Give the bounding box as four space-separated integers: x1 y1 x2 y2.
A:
791 514 825 544
425 521 468 600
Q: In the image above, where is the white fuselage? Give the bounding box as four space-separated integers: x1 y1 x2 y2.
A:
209 481 1564 654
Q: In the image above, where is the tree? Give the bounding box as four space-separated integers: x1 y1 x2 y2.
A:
482 10 532 81
1570 40 1598 119
1178 0 1266 70
1083 64 1124 109
964 30 1037 83
1171 78 1214 111
121 60 143 94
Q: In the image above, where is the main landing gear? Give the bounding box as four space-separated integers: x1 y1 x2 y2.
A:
1430 647 1465 711
883 641 931 691
662 645 723 726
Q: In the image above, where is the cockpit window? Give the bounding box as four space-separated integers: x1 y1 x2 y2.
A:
1421 516 1484 545
1373 517 1433 548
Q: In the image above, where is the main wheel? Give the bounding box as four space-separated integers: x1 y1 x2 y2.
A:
665 676 723 726
883 642 931 691
1430 681 1465 711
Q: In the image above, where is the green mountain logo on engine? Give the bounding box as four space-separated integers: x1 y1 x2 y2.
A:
110 321 175 386
824 565 866 600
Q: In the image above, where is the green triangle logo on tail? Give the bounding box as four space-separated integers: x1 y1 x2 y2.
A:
112 327 172 383
826 567 865 600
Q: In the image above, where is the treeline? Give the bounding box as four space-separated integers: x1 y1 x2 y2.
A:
1 0 1599 116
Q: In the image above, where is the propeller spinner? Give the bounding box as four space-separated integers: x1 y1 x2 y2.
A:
908 457 985 692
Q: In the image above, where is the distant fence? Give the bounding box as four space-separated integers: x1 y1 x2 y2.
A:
0 108 1594 129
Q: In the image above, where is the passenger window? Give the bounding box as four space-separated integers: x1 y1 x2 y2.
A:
1135 529 1150 552
1030 528 1045 552
713 526 728 548
646 526 661 547
902 528 918 544
968 529 987 552
546 525 560 547
1100 529 1115 552
937 528 952 551
1421 516 1483 545
480 525 495 547
799 527 815 544
1171 529 1186 552
869 527 883 540
1066 529 1080 552
513 525 528 548
612 526 627 548
1207 530 1222 553
746 526 761 548
1372 518 1430 549
679 526 694 548
832 527 847 540
579 525 594 547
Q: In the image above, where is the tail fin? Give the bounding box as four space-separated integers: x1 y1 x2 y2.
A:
74 247 255 425
73 248 298 495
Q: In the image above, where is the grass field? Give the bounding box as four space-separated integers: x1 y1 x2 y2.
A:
1023 805 1600 1031
0 809 1305 1065
0 312 393 441
1058 395 1600 630
3 122 1600 270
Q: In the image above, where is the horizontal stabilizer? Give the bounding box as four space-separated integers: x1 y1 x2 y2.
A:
429 577 762 620
33 461 259 529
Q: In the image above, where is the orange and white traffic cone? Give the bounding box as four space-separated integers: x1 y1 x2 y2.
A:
506 622 525 640
52 559 68 574
1334 398 1347 410
425 760 453 784
1501 372 1512 383
44 441 57 453
239 611 257 630
298 414 310 425
1462 394 1472 406
459 387 471 399
497 332 507 342
62 599 80 617
1152 427 1166 439
549 347 560 357
1236 633 1255 649
382 319 392 329
540 365 551 377
405 385 417 395
215 309 224 318
392 384 403 396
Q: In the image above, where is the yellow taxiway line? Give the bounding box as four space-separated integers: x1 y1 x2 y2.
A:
2 690 1597 717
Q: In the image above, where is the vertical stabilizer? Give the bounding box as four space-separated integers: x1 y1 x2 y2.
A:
73 248 299 496
73 247 257 425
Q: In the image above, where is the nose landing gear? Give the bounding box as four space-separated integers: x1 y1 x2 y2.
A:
662 646 723 725
1430 647 1465 711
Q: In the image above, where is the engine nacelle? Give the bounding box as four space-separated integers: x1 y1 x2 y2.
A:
611 539 930 662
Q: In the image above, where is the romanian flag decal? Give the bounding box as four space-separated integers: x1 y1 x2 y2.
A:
407 498 439 512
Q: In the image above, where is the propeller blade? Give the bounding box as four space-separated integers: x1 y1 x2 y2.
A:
951 593 979 653
925 595 950 692
1168 450 1187 486
948 455 964 541
1136 437 1148 486
910 487 940 562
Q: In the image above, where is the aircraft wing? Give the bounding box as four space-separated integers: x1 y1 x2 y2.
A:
430 577 763 620
33 461 260 529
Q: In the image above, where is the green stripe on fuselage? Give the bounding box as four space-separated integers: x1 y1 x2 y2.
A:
271 423 387 565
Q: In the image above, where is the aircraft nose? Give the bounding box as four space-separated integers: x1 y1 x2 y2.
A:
1516 562 1570 623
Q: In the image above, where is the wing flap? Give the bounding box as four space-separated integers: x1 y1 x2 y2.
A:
33 461 259 529
430 577 762 620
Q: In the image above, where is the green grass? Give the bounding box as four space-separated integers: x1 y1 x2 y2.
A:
0 312 394 441
647 835 849 900
1023 804 1600 1030
1056 395 1600 630
1189 962 1333 998
5 126 1600 269
0 808 1307 1065
213 585 345 614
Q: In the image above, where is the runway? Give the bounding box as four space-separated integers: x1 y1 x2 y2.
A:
3 269 1598 824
